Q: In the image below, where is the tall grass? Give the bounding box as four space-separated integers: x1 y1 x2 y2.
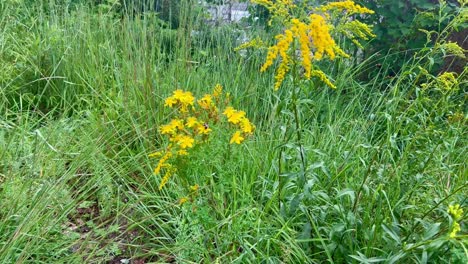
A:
0 0 466 263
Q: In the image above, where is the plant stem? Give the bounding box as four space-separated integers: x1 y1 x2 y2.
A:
291 50 307 187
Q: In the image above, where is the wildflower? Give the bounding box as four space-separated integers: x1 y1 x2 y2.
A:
158 164 176 190
160 124 176 135
153 88 255 192
320 0 374 15
177 149 189 156
198 94 214 110
240 118 255 134
311 70 336 89
437 42 466 59
308 14 347 60
154 151 172 175
196 123 212 135
437 72 458 91
230 131 245 144
165 89 196 112
160 119 185 135
260 46 279 73
179 197 189 205
148 150 163 158
252 0 295 23
176 135 195 149
260 13 350 89
190 184 199 192
291 19 312 78
230 111 247 124
164 97 177 107
173 89 195 105
213 84 223 98
450 222 461 238
223 107 236 118
274 30 294 89
235 37 265 51
449 204 463 220
448 204 464 238
186 116 199 128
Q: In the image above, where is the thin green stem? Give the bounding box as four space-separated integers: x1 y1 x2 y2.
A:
291 44 307 187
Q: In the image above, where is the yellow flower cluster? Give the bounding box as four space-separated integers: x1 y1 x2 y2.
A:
151 85 255 190
437 72 458 91
260 14 348 89
448 204 463 238
437 42 466 59
148 148 177 190
234 37 266 51
223 106 255 144
308 14 348 61
319 0 374 15
337 20 376 48
251 0 295 23
247 0 374 90
421 71 459 92
448 112 466 124
164 89 195 113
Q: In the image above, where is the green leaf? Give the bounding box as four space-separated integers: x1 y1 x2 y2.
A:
382 224 401 244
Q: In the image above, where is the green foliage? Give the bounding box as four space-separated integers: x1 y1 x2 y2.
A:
357 0 466 75
0 0 466 263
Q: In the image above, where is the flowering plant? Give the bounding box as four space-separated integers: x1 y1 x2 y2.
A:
237 0 376 207
149 85 255 197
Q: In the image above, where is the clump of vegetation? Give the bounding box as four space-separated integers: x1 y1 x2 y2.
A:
150 85 254 194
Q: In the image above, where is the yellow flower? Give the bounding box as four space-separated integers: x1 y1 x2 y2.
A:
196 123 212 135
164 97 177 107
213 84 223 98
308 14 345 60
172 119 185 129
311 70 336 89
448 204 463 220
166 89 195 112
178 197 189 205
230 131 245 144
251 0 273 6
198 94 214 110
252 0 294 23
158 164 176 190
148 150 163 158
448 204 463 238
186 116 199 128
190 184 199 192
160 119 185 135
261 46 279 72
160 124 175 135
177 149 189 156
223 106 236 118
291 19 312 78
320 0 374 15
227 110 246 125
274 30 294 89
154 151 172 175
437 72 458 91
449 222 461 238
337 20 376 49
240 118 255 134
176 135 195 149
234 37 265 51
179 91 195 106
